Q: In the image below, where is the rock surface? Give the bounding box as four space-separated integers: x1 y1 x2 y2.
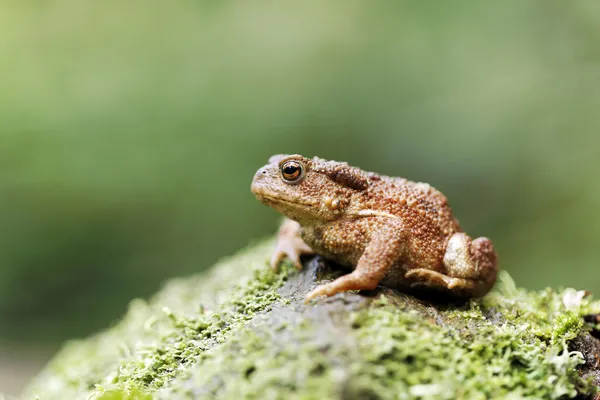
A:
24 240 600 399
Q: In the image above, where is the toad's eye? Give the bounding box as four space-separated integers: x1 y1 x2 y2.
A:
281 161 304 183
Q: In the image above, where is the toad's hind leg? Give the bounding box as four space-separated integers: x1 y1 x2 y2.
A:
405 233 498 298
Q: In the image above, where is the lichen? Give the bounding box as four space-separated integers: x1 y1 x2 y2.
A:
24 240 600 400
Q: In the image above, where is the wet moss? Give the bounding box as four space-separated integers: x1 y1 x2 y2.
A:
24 240 600 399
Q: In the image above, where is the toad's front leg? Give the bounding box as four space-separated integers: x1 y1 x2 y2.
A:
271 218 315 270
305 217 404 303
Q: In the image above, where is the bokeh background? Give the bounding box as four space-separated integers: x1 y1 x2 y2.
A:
2 0 600 395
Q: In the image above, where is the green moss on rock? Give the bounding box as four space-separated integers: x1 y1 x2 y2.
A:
24 240 600 399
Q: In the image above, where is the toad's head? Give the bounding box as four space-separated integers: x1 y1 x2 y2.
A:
251 154 369 223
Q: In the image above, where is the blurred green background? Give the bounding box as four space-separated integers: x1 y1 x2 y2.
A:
1 0 600 394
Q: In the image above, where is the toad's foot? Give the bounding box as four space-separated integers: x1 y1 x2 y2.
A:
271 218 315 271
404 268 477 292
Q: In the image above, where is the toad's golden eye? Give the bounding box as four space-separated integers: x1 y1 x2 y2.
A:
281 161 304 183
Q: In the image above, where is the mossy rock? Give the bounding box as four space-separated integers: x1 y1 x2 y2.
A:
24 240 600 399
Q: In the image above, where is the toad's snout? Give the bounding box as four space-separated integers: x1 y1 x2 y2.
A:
251 167 269 194
255 168 267 179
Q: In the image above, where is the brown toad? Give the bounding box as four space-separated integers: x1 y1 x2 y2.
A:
251 154 498 302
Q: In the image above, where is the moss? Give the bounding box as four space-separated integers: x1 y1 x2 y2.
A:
24 240 600 399
95 389 153 400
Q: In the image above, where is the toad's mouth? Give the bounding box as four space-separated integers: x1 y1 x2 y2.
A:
254 193 316 209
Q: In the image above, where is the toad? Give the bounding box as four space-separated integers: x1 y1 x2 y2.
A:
251 154 498 302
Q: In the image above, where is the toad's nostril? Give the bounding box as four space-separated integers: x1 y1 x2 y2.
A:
261 170 267 175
